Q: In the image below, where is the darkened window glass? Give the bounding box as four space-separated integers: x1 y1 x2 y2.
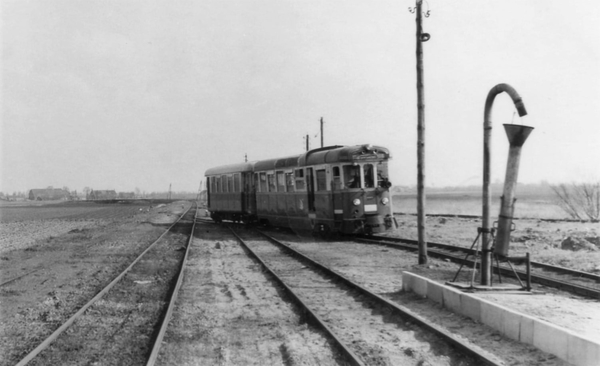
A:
259 173 267 192
285 172 294 192
343 165 361 188
295 169 305 191
316 169 327 191
276 172 285 192
363 164 374 188
234 174 241 192
267 174 276 192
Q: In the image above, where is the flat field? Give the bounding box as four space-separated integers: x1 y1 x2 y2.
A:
0 201 153 255
393 185 567 219
0 201 150 223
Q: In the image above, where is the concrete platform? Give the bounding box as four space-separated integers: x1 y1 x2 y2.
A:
402 271 600 366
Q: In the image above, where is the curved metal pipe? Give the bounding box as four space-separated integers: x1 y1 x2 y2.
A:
481 83 528 286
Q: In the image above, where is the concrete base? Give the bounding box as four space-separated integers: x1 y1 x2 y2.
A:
403 272 600 366
446 282 526 292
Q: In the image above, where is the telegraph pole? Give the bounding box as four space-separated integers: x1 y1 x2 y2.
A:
414 0 430 265
320 117 324 147
306 134 309 151
196 180 203 202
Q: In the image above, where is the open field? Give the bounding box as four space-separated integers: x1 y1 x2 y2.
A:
392 185 570 220
0 201 151 223
387 185 600 273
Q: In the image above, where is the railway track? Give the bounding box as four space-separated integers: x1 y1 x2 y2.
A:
355 235 600 299
230 227 503 366
14 205 197 366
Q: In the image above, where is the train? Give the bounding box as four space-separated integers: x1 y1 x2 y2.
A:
204 144 396 235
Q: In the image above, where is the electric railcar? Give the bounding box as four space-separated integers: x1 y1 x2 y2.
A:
204 144 395 235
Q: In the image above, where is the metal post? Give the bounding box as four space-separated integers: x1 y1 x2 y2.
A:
415 0 427 264
526 253 531 291
320 117 324 148
482 84 527 285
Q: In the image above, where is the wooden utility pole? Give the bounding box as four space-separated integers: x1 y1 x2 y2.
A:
415 0 428 265
306 134 309 151
320 117 324 147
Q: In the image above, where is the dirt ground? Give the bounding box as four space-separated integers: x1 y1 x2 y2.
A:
265 230 596 366
158 225 341 365
391 214 600 273
0 201 191 365
1 203 598 365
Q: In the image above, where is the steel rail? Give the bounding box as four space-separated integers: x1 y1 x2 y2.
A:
228 228 366 366
355 235 600 299
146 204 198 366
358 235 600 282
0 268 41 287
251 230 502 366
194 216 219 225
15 204 195 366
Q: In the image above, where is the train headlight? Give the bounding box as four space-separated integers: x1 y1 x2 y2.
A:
381 197 389 205
352 198 361 206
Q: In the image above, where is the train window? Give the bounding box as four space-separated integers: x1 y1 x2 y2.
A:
363 164 375 188
332 167 342 190
377 162 390 188
343 165 361 188
234 174 241 193
285 172 294 192
295 169 305 191
316 169 327 191
258 172 267 192
276 172 286 192
219 175 226 192
267 174 276 192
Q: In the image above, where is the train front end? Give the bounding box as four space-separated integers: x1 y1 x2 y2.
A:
302 144 395 235
336 145 395 234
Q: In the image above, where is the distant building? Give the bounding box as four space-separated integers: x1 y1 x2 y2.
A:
118 192 135 199
28 188 70 201
88 190 118 200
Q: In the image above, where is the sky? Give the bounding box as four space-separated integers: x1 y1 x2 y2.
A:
1 0 599 194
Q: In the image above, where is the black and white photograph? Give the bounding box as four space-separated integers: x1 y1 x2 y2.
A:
1 1 599 365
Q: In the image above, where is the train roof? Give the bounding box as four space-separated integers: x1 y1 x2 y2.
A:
253 155 301 171
204 162 255 176
204 144 391 176
299 144 390 166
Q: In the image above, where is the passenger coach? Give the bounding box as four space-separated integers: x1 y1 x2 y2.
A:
205 144 395 235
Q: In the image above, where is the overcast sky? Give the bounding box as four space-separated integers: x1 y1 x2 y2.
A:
2 0 599 193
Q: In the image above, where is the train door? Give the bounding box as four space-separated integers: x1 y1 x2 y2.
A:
331 166 343 229
206 177 211 208
306 167 315 212
243 172 255 215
